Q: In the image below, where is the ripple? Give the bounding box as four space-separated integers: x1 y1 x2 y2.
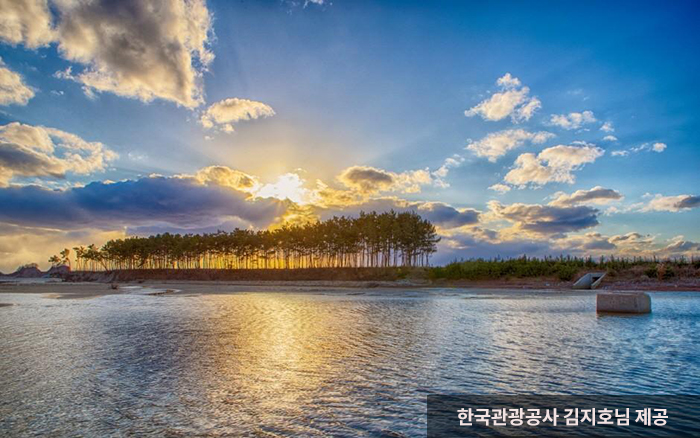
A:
1 291 699 436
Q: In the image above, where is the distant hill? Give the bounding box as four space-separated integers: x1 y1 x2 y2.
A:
0 265 70 278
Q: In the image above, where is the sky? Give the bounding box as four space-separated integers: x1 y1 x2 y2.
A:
0 0 699 272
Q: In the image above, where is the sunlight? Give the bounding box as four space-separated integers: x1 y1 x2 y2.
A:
255 173 309 204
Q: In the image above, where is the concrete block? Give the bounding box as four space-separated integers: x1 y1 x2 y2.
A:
597 293 651 314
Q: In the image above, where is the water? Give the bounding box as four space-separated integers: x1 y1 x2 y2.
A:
1 289 699 437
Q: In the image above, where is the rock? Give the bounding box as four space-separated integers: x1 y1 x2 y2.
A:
7 266 43 278
45 265 70 278
597 293 651 314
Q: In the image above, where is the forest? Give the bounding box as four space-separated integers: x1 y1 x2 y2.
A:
429 255 700 281
49 211 440 271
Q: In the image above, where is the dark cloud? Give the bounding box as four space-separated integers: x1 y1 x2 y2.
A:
549 186 623 206
676 195 700 210
0 175 286 229
489 201 599 235
338 166 394 194
417 202 480 228
0 142 65 181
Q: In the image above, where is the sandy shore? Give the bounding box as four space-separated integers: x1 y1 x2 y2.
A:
0 280 429 299
1 277 699 299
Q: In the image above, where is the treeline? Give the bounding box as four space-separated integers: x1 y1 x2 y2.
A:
429 255 700 281
50 211 440 271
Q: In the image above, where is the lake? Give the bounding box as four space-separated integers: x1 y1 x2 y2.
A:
1 289 699 437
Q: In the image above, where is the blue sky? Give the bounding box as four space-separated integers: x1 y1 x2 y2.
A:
0 0 699 271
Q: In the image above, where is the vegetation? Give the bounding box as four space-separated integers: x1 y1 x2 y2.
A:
429 255 700 281
50 211 440 271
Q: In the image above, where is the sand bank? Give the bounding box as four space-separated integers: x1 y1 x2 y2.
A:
1 277 699 300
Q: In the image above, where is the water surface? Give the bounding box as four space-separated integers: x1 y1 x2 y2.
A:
1 289 699 436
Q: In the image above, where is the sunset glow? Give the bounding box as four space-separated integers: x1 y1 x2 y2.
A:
0 0 698 273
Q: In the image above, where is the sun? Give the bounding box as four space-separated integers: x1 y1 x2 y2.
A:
254 173 309 204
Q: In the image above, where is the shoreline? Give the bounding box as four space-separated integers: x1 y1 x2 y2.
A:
2 277 700 300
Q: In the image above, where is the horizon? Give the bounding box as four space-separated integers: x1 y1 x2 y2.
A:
2 0 700 272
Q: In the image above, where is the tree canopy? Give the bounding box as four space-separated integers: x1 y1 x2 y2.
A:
52 211 440 271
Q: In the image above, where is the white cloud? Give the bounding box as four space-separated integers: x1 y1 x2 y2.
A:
465 73 541 123
503 144 604 188
489 183 511 193
600 121 614 133
432 155 465 187
200 98 275 133
641 194 700 212
0 0 54 48
612 142 668 157
1 0 214 108
549 111 596 130
664 237 700 254
549 186 623 207
496 73 521 88
603 135 618 142
255 173 309 204
652 142 667 153
0 58 35 106
466 129 554 162
337 165 434 195
0 122 117 186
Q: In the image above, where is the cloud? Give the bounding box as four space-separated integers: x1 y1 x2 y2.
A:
0 222 125 273
193 165 261 193
3 0 214 107
549 111 596 130
466 129 554 162
600 121 614 133
434 224 680 263
255 173 309 204
641 194 700 212
489 183 511 194
416 202 480 228
0 174 287 230
314 197 480 230
464 73 541 122
488 201 600 235
603 135 618 142
664 238 700 253
556 232 616 252
337 165 434 195
432 155 465 186
652 142 667 152
0 58 35 106
549 186 623 207
555 231 663 256
0 0 54 48
0 122 117 186
200 98 275 133
434 230 554 263
612 142 668 157
502 144 604 188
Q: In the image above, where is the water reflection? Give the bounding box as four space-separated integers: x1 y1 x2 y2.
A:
1 290 700 436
